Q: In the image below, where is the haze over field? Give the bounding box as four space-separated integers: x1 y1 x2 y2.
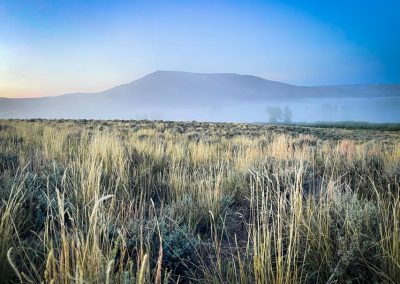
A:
1 71 399 122
0 1 399 121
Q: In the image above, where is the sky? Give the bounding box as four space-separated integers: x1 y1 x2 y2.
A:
0 0 399 98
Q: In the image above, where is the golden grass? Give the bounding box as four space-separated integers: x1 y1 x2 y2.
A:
0 119 399 283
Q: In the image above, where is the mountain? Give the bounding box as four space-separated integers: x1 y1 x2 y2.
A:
1 71 399 122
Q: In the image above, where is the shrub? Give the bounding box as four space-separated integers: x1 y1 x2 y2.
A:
157 223 200 276
22 163 66 233
0 153 18 173
327 190 380 283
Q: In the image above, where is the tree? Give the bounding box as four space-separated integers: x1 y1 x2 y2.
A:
282 106 292 123
266 106 282 123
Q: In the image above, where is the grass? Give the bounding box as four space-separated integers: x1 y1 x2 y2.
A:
0 119 399 283
294 121 400 131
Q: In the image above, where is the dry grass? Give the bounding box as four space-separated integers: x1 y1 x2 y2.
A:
0 119 399 283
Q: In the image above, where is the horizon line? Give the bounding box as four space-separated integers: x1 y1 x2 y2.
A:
1 70 399 99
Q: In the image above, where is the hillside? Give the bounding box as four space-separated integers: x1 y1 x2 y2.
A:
1 71 399 121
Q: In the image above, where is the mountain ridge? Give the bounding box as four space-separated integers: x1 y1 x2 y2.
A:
1 71 399 121
1 70 399 100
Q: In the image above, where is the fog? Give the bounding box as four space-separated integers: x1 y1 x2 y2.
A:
1 97 399 123
106 97 400 123
0 71 399 123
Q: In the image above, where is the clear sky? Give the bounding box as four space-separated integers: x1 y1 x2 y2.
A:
0 0 399 98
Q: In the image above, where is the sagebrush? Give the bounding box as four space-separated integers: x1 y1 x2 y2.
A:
0 119 399 283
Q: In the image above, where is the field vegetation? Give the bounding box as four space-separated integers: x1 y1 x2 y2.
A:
0 119 399 283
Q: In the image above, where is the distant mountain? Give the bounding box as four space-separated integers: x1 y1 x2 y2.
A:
1 71 399 122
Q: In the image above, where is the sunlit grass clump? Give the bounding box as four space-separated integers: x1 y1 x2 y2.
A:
0 119 399 283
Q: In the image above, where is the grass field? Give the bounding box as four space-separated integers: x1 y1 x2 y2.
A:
0 119 399 283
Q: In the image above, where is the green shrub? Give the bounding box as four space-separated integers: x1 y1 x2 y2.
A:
153 222 200 277
0 153 18 173
22 163 66 233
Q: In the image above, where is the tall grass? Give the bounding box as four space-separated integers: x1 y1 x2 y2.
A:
0 119 399 283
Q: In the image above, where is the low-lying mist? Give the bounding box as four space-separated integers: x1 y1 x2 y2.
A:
1 71 399 123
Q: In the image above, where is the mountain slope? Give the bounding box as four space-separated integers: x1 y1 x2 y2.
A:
95 71 299 106
1 71 399 121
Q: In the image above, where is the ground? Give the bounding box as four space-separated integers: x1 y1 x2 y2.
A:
0 119 399 283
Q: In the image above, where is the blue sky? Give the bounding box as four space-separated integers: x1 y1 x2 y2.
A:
0 0 399 97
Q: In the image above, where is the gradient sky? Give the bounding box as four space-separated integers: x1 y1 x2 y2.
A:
0 0 399 98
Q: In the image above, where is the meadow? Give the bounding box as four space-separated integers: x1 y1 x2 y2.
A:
0 119 399 283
